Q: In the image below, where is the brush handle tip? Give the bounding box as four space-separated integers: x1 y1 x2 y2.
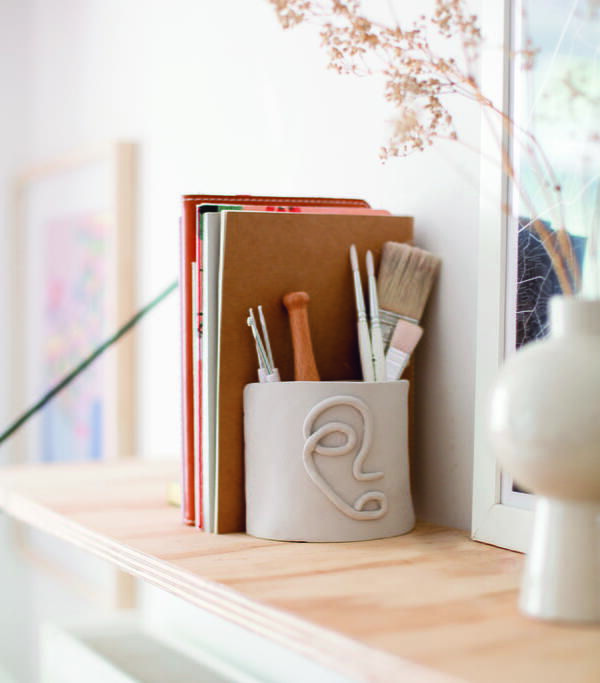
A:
349 244 359 271
283 291 320 381
366 250 375 276
283 291 309 309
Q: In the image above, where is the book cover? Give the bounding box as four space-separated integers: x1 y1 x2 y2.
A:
214 211 414 532
198 203 389 530
180 195 372 526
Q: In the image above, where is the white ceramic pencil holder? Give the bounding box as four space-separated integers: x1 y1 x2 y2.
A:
243 381 415 542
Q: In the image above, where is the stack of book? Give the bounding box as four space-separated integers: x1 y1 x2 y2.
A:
179 195 413 533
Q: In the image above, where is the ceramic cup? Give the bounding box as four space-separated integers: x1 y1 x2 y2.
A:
243 381 415 542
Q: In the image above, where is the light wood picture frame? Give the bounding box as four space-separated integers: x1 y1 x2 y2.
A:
9 141 137 607
11 142 136 465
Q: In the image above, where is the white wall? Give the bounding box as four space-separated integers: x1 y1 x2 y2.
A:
1 0 481 529
0 0 32 465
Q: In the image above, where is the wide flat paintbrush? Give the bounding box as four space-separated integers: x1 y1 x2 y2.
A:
385 319 424 381
377 242 440 379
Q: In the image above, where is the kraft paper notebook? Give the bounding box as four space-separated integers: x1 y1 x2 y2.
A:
211 211 413 533
180 194 372 526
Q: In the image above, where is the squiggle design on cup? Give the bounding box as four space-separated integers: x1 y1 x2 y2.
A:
302 395 388 521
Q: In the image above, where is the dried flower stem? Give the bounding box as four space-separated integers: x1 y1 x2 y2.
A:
269 0 581 293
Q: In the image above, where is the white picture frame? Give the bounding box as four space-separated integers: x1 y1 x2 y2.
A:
471 0 534 553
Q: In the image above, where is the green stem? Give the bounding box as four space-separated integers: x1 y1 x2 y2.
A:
0 280 178 447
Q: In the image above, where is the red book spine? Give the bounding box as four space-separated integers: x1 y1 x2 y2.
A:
179 207 196 525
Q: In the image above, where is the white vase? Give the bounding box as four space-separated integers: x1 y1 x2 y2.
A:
489 296 600 623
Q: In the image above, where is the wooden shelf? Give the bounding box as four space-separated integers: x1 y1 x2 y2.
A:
1 461 598 683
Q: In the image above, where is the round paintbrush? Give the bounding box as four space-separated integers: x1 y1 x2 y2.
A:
376 242 441 349
366 250 385 382
283 291 320 381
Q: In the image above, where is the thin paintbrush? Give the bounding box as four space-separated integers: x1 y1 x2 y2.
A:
247 311 271 372
257 305 274 369
350 244 374 382
248 308 280 382
377 242 440 378
366 250 385 381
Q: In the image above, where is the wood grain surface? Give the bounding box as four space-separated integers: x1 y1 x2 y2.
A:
1 461 598 683
283 291 320 381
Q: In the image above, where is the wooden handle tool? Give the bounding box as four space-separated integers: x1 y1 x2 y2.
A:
283 291 320 381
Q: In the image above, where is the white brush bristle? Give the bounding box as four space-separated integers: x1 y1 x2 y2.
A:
377 241 441 321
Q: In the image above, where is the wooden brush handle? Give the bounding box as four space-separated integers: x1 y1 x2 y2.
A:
283 291 320 381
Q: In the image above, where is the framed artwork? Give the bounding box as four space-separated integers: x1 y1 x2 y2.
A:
10 142 137 607
12 142 136 465
472 0 599 551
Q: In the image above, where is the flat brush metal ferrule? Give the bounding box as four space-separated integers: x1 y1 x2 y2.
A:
379 308 419 350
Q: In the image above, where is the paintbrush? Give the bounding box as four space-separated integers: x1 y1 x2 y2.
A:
385 319 424 381
248 308 280 382
350 244 375 382
377 242 440 376
366 250 385 381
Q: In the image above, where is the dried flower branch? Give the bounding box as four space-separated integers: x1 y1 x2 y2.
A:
268 0 585 294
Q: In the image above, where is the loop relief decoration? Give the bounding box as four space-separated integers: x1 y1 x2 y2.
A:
302 395 388 521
